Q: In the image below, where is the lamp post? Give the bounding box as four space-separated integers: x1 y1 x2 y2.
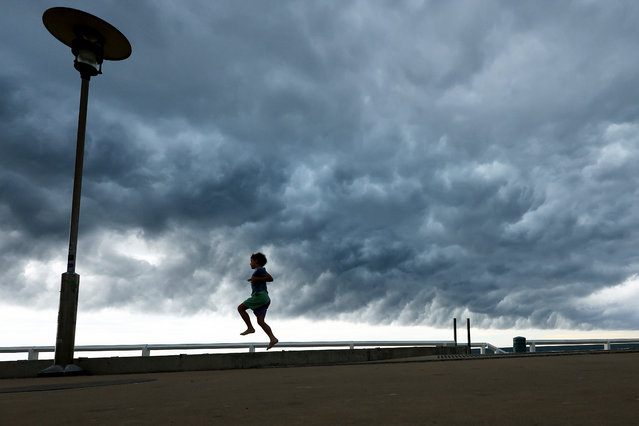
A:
40 7 131 375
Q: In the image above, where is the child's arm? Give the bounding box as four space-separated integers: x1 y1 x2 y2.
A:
248 273 273 282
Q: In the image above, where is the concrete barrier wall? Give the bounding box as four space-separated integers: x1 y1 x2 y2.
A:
0 359 51 380
0 345 465 379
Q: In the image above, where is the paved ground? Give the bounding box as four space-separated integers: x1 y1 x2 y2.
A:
0 352 637 425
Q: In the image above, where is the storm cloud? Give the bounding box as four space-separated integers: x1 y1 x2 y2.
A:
2 0 639 331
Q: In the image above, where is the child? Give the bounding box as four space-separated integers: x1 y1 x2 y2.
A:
238 252 278 350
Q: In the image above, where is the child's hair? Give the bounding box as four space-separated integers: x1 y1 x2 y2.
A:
251 252 267 266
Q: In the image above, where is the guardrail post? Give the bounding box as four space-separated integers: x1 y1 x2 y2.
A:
480 344 486 355
350 342 355 350
249 345 255 353
604 341 610 351
142 345 150 357
28 348 38 361
529 342 536 352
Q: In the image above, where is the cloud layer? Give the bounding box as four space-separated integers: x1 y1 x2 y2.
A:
2 0 639 330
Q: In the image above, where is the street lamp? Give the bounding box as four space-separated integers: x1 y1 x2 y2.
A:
40 7 131 375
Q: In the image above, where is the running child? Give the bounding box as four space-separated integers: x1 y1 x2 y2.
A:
237 252 278 350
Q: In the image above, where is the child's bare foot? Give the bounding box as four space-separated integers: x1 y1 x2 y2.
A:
240 328 255 336
267 338 279 350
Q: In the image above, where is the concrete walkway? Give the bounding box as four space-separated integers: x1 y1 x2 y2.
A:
1 352 637 425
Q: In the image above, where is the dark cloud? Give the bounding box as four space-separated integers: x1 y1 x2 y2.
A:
2 0 639 330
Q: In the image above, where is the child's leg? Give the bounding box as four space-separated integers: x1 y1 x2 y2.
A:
237 304 255 335
256 315 278 349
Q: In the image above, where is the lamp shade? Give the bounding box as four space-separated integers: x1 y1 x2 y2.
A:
43 7 131 61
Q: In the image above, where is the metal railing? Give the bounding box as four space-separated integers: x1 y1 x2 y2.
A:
526 338 639 352
474 342 508 354
6 338 635 361
1 340 461 361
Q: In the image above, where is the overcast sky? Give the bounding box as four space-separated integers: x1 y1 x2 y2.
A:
2 0 639 335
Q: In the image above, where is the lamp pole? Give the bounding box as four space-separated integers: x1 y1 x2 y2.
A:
53 75 89 371
41 7 131 375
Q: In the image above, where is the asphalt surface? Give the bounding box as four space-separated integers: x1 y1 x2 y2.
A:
1 352 637 425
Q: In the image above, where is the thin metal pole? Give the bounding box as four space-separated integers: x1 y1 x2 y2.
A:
453 318 457 346
466 318 471 355
53 75 90 368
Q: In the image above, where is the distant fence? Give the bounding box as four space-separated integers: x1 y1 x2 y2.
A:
0 340 509 360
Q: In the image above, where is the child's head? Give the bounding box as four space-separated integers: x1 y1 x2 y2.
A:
250 252 267 267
